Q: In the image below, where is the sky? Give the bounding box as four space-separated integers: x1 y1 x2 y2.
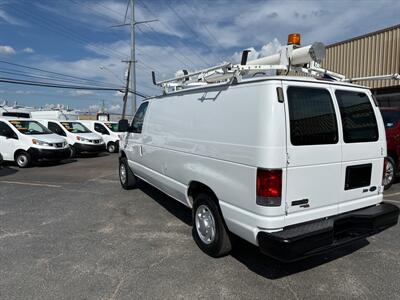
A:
0 0 399 114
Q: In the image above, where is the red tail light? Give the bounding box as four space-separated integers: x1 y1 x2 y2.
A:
256 169 282 206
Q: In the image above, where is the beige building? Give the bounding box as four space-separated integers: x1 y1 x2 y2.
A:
322 24 400 106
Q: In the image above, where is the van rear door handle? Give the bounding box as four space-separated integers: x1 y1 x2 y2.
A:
139 145 143 156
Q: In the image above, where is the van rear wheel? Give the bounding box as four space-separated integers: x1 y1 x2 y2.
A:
119 157 137 189
192 193 232 257
383 156 395 190
15 151 31 168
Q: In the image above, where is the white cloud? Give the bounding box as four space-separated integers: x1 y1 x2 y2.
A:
230 39 282 64
0 45 16 55
22 47 34 53
71 90 95 97
0 9 25 26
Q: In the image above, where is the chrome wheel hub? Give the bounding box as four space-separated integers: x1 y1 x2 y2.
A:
383 160 394 186
109 145 115 152
120 163 127 184
17 155 27 166
195 205 216 244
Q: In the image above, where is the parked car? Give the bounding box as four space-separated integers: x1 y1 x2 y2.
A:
0 118 70 168
37 120 106 157
380 107 400 189
117 76 399 261
79 120 123 153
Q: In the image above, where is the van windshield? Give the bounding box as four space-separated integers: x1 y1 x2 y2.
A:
61 122 91 133
9 120 52 135
104 122 119 132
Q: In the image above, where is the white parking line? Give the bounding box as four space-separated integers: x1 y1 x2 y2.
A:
0 180 61 188
383 191 400 197
383 199 400 204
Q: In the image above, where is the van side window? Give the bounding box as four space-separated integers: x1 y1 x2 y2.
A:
287 87 338 146
94 123 109 135
48 122 66 136
131 102 149 134
335 90 378 143
0 121 17 139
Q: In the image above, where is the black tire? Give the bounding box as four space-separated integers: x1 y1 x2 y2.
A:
192 193 232 257
70 145 77 158
383 156 396 190
119 157 137 189
107 142 117 153
15 151 32 168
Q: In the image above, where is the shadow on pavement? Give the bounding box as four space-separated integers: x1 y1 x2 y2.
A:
138 180 192 226
0 166 18 177
230 236 369 279
79 152 110 158
137 179 370 279
35 159 77 168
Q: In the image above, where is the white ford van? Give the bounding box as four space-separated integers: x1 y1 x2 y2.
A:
79 120 123 153
117 75 399 261
0 118 70 167
37 120 106 157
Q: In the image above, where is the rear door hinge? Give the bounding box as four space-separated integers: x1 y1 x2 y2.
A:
286 152 290 165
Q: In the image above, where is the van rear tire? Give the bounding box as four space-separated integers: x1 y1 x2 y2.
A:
119 157 137 189
192 193 232 257
384 156 396 190
15 151 31 168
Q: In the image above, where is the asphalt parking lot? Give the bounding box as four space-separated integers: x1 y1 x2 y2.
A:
1 155 399 300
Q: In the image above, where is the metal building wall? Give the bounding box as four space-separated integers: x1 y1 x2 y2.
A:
322 25 400 89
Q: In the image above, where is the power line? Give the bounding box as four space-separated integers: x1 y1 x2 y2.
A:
68 0 166 74
164 1 223 63
137 0 209 68
13 6 129 61
0 60 123 89
182 1 226 52
0 77 149 98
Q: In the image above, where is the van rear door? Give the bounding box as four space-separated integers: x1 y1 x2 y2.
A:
332 87 384 213
283 82 342 226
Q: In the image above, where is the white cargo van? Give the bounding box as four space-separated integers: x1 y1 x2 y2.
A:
117 38 399 261
79 120 123 153
37 120 106 157
0 118 70 167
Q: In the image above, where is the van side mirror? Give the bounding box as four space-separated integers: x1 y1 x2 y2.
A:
118 119 131 132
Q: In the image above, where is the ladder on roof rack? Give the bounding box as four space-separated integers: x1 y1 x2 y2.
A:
151 34 400 94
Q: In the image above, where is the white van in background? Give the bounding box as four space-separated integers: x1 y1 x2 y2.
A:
31 110 79 121
118 76 399 261
0 118 70 167
37 120 106 157
79 120 123 153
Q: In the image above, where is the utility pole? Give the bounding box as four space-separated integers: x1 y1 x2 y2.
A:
122 61 132 120
111 1 157 117
130 0 136 116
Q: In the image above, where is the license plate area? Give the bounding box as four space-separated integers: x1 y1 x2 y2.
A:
345 164 372 190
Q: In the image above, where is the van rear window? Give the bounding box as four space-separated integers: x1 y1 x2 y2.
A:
335 91 378 143
287 87 338 146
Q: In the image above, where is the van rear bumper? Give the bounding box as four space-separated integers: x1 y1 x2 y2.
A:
257 202 399 262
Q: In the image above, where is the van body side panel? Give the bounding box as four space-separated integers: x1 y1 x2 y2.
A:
139 82 287 244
